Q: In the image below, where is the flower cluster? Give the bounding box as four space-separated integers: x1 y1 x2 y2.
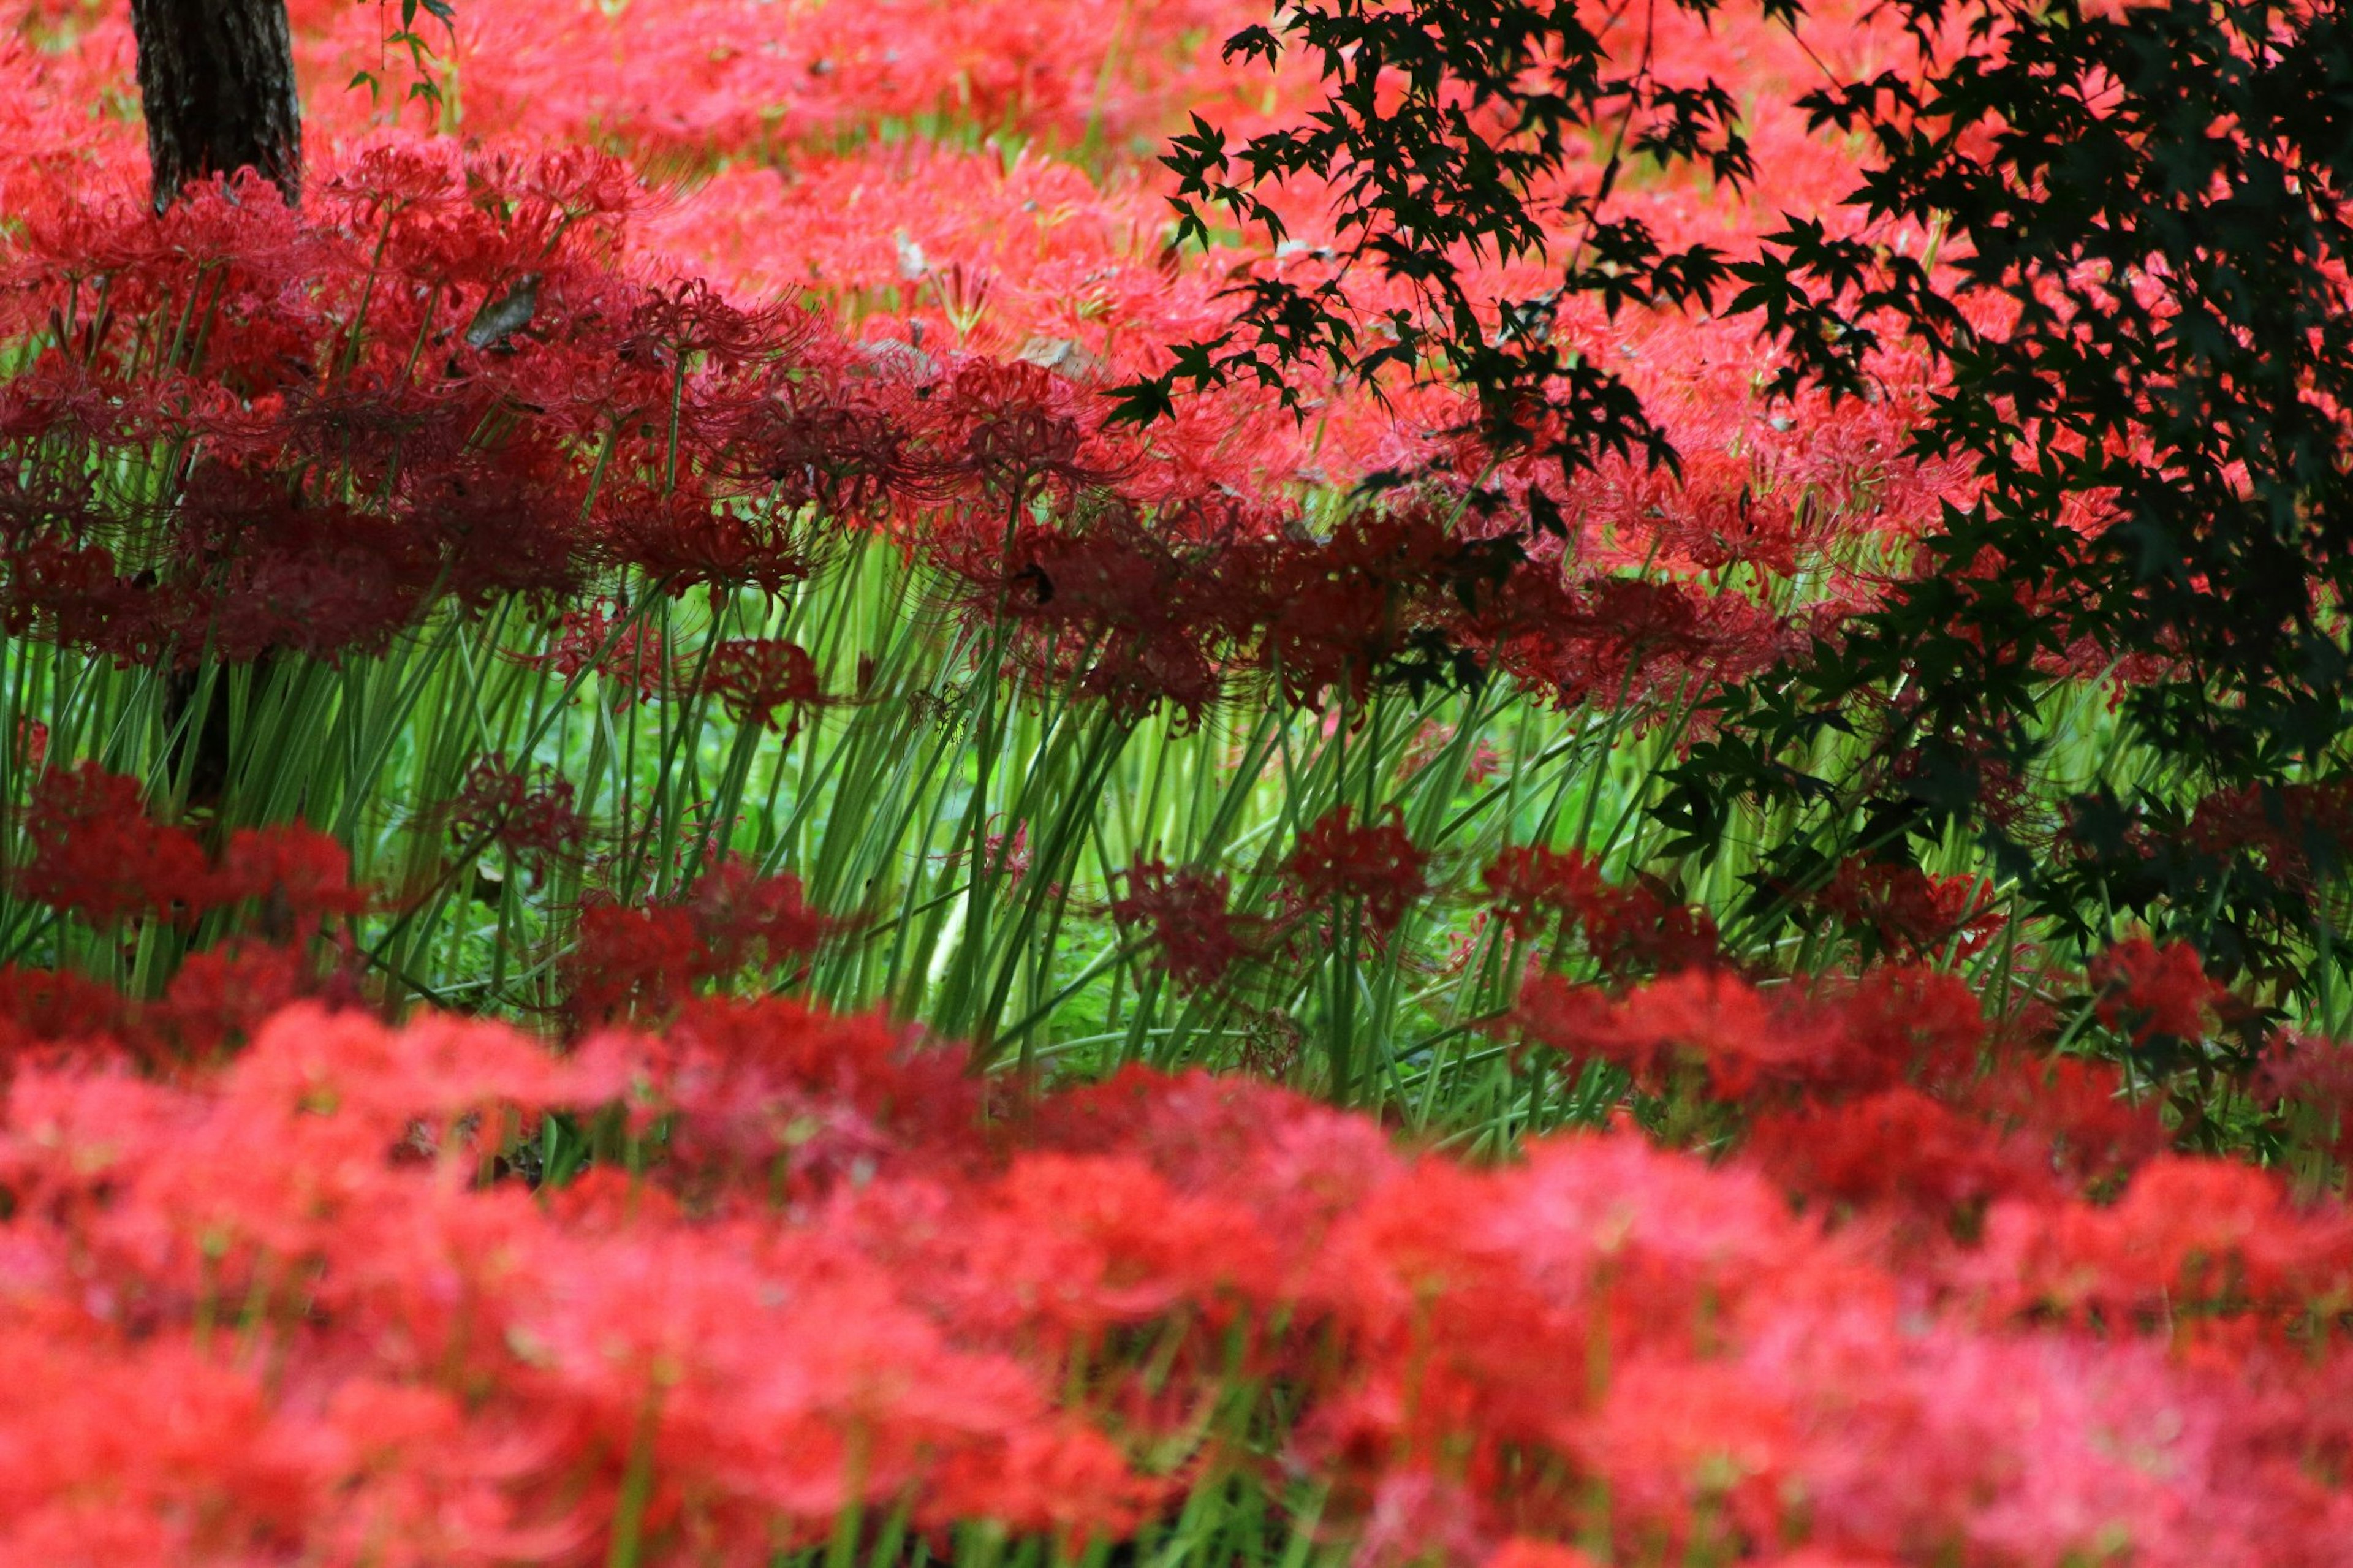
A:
17 762 362 936
568 857 841 1023
0 981 2341 1564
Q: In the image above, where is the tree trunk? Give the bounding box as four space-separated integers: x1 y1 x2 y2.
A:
128 0 303 210
131 0 303 809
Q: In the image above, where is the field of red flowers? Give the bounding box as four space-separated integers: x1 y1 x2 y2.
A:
2 0 2352 1561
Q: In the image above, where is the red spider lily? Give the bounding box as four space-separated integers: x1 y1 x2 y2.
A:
1111 858 1260 990
1748 1087 2052 1222
10 717 44 771
520 600 668 708
448 754 589 881
616 278 815 373
1514 963 1987 1107
142 942 313 1064
684 857 839 976
1579 876 1720 979
1285 805 1428 936
957 507 1232 721
963 1152 1280 1340
692 637 832 735
567 899 703 1022
0 968 2339 1559
1977 1154 2353 1325
0 960 128 1058
1482 849 1720 977
568 859 839 1021
1969 1054 2170 1192
1480 845 1605 939
15 762 211 926
208 822 370 937
942 358 1124 500
2090 936 2224 1044
2254 1030 2353 1163
1809 858 2005 959
719 380 941 518
647 995 981 1193
2186 777 2353 890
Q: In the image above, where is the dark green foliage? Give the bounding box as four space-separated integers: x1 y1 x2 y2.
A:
1146 0 2353 1004
1108 0 1746 506
1724 0 2353 989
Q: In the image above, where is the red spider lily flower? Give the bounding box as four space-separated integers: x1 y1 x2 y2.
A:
15 762 211 926
449 754 589 881
568 899 702 1022
598 475 816 593
0 961 128 1058
964 1153 1280 1339
142 943 311 1064
227 1003 631 1138
648 996 979 1191
2090 936 2224 1043
1748 1087 2052 1220
1480 845 1605 938
13 718 46 771
1514 964 1985 1106
719 383 936 517
943 358 1121 499
684 857 838 977
209 822 369 931
1970 1054 2170 1192
1578 874 1721 979
569 861 839 1021
0 532 140 659
2254 1030 2353 1162
1112 858 1259 990
1286 804 1429 936
694 637 832 735
1811 857 2005 959
1571 968 1811 1098
958 508 1229 721
931 816 1033 888
520 600 668 707
2186 776 2353 890
1238 510 1495 709
617 278 814 373
1482 847 1718 977
1977 1154 2353 1323
926 1421 1162 1542
1572 1354 1795 1548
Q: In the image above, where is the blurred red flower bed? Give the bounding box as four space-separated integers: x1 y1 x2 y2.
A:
4 979 2351 1566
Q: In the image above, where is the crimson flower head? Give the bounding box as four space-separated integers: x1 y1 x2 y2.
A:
520 601 667 708
686 857 838 977
13 718 46 771
567 860 839 1022
944 359 1119 498
1480 845 1604 937
618 278 813 371
210 823 369 933
15 762 210 926
1112 858 1258 990
2090 936 2224 1044
1285 805 1429 936
1813 856 2004 959
568 899 701 1023
695 638 832 736
449 754 588 883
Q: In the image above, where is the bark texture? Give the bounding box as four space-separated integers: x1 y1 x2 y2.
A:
132 0 303 806
128 0 303 209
